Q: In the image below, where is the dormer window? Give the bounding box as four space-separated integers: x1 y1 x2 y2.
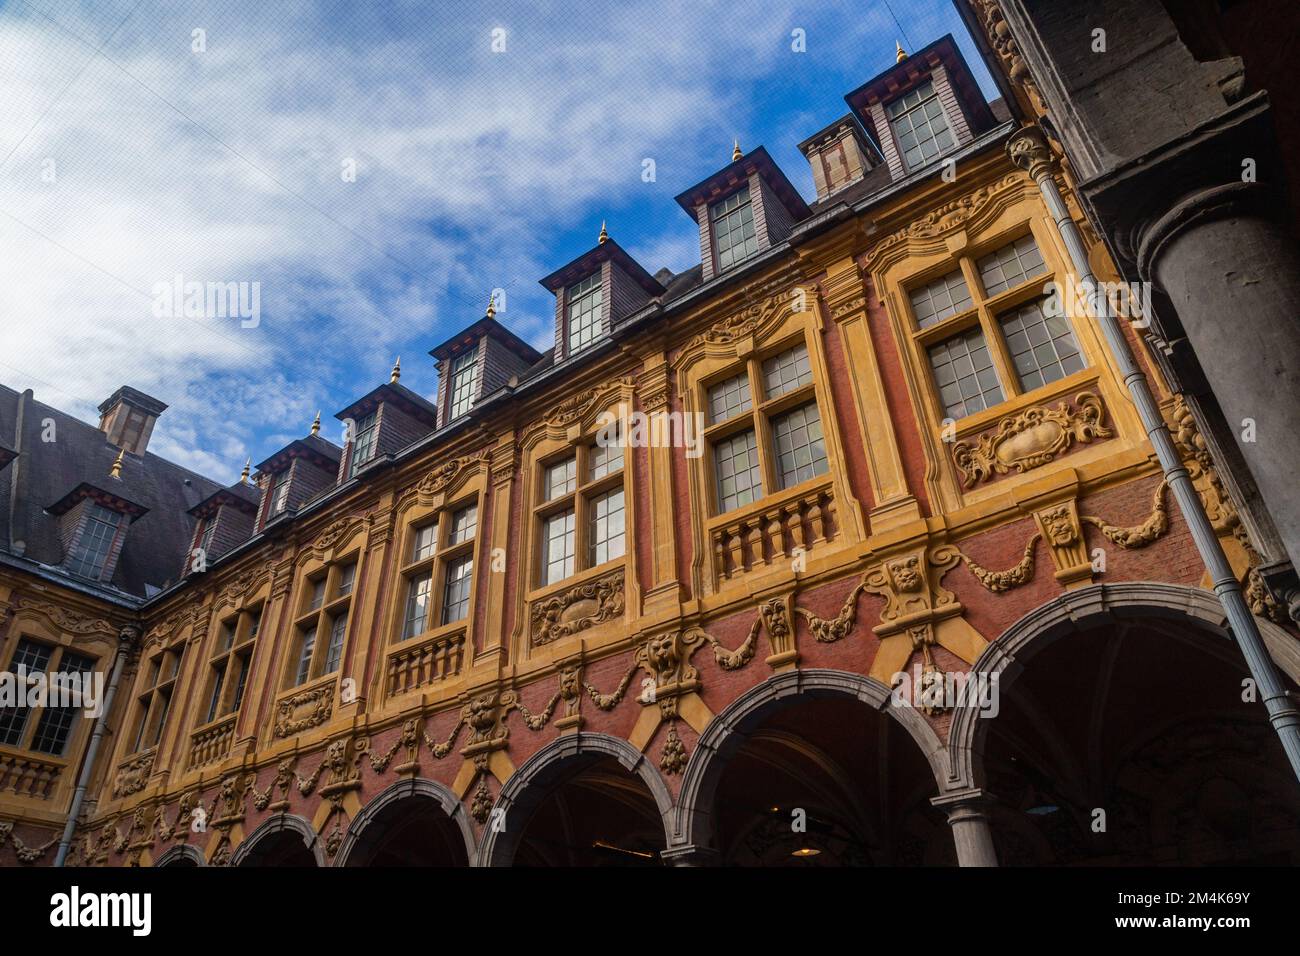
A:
270 471 291 515
350 411 379 470
711 186 759 271
67 504 126 580
197 517 217 555
566 273 603 355
886 81 954 172
448 351 479 419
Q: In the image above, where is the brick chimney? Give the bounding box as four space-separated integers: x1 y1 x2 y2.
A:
97 386 167 456
798 116 876 201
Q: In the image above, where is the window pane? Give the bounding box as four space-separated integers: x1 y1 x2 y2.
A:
10 639 52 676
713 428 762 513
67 504 122 579
448 504 477 545
205 662 226 723
441 556 473 624
999 298 1086 392
324 614 347 673
542 509 576 585
411 523 438 562
310 578 326 610
762 343 813 398
887 81 953 171
708 371 753 423
909 269 973 328
294 627 316 684
448 350 479 419
350 412 379 470
272 473 291 514
772 402 829 488
567 272 604 355
589 427 623 480
711 186 759 271
928 328 1005 419
229 654 250 712
977 234 1048 296
402 573 432 640
588 488 626 566
337 563 356 597
545 457 577 500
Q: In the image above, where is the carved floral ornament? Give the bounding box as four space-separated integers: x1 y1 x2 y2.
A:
952 392 1113 488
16 598 117 639
214 560 274 611
521 377 634 447
531 568 626 645
404 447 491 506
674 285 808 370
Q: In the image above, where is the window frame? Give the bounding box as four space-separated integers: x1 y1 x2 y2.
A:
566 271 604 356
532 427 627 590
197 606 262 728
395 497 481 644
66 502 127 580
349 410 380 473
0 637 99 758
447 349 480 420
129 643 183 755
709 184 760 273
285 554 359 688
884 79 956 173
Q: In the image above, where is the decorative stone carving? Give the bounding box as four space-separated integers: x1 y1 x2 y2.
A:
758 596 797 666
274 682 334 739
1033 501 1093 585
526 377 633 441
1082 480 1169 549
952 392 1112 487
366 719 421 774
866 174 1023 273
796 582 865 643
469 777 494 824
531 568 625 645
970 0 1048 115
660 722 687 775
411 448 490 501
113 750 155 798
251 759 296 811
17 599 117 638
952 534 1041 592
215 561 273 610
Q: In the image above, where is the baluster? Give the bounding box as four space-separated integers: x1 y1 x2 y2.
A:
726 526 744 577
766 511 785 564
820 491 837 541
806 495 825 546
713 534 727 580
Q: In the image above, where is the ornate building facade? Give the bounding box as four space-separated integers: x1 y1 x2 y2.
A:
2 27 1298 868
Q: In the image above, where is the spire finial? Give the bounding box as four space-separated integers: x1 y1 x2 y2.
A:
109 447 124 480
732 139 742 162
598 220 608 245
485 292 496 320
390 356 401 384
240 457 251 484
310 410 321 436
895 40 907 63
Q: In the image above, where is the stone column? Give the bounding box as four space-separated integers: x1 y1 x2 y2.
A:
931 789 998 867
1137 181 1300 571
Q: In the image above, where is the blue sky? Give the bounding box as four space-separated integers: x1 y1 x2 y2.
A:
0 0 995 481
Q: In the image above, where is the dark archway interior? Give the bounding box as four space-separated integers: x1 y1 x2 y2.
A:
983 620 1300 865
710 695 952 866
158 853 198 867
344 794 468 866
236 829 317 867
512 754 665 866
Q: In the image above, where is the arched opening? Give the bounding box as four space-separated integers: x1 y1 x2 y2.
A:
978 613 1300 865
343 794 469 866
233 815 322 867
154 845 204 867
704 692 952 866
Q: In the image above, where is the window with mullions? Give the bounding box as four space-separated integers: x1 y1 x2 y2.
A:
200 607 261 725
705 340 828 516
288 557 358 686
535 426 625 587
904 233 1082 422
711 186 759 272
197 517 217 557
270 471 292 516
448 350 479 419
130 644 183 753
567 273 603 355
66 503 125 580
349 411 379 472
399 500 478 640
886 80 954 171
0 640 98 756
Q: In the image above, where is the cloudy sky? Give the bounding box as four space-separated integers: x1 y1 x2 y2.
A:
0 0 994 481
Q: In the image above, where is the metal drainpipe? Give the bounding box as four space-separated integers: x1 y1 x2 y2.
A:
54 624 138 867
1008 126 1300 782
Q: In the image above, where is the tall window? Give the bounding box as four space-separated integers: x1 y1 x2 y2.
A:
197 517 217 557
705 341 827 515
289 557 358 686
66 503 125 580
131 644 183 753
566 273 603 355
448 350 479 419
711 186 759 272
0 640 98 756
270 471 292 515
904 232 1082 422
350 411 380 472
886 80 954 171
201 608 260 725
399 500 478 640
535 426 625 587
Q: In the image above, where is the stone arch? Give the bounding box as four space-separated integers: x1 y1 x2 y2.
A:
154 844 205 867
230 813 325 867
334 777 476 867
671 668 950 856
946 581 1300 793
476 732 674 867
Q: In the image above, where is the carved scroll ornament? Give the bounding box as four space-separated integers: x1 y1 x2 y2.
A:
531 568 625 645
952 392 1112 487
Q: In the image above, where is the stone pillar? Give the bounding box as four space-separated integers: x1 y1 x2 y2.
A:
931 789 998 867
660 844 719 867
1137 182 1300 571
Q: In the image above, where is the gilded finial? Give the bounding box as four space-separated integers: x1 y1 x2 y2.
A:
598 220 608 245
485 292 496 320
240 458 251 484
310 410 321 436
109 447 124 480
732 139 742 162
895 41 907 63
390 356 401 384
